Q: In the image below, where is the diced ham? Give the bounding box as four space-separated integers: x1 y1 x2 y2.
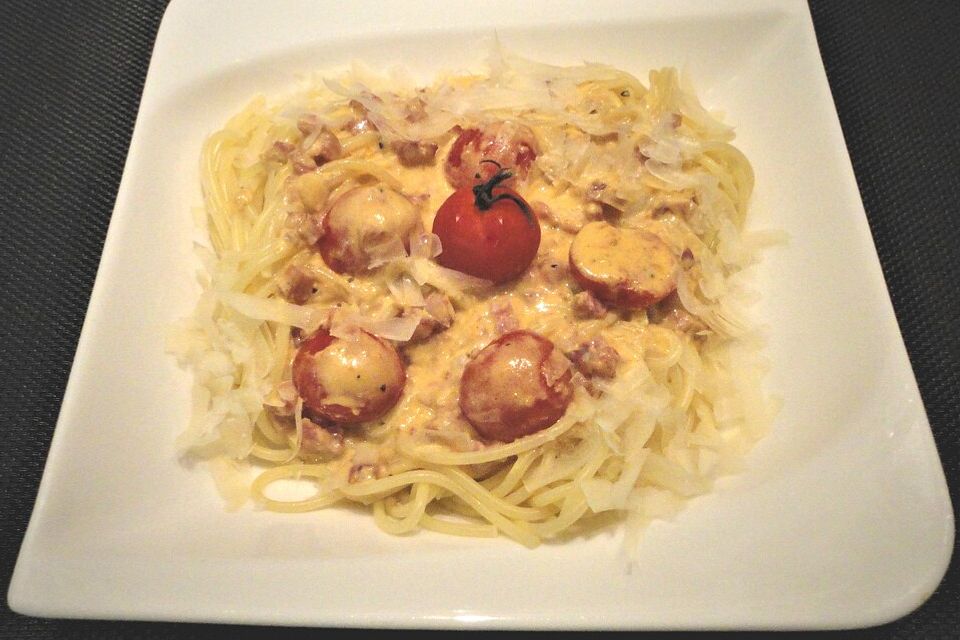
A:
403 97 428 123
425 292 455 327
299 418 345 457
652 292 707 334
571 290 608 319
407 292 456 342
566 336 620 379
278 266 316 305
345 100 378 135
290 151 317 174
265 140 295 162
303 127 342 166
391 140 438 166
297 114 321 136
489 298 519 335
531 200 584 234
348 462 386 483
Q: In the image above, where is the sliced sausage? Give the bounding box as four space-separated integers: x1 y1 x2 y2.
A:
569 221 678 310
444 122 538 190
292 329 405 424
317 184 420 273
459 330 573 443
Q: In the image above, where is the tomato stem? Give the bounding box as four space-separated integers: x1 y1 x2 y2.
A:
472 161 534 224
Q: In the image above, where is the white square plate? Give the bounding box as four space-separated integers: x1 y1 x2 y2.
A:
8 0 953 630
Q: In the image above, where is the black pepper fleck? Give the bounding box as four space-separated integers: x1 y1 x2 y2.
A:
379 384 387 392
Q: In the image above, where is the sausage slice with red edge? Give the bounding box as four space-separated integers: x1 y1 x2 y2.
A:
569 221 679 310
444 123 538 190
459 330 573 442
317 184 420 274
292 329 405 424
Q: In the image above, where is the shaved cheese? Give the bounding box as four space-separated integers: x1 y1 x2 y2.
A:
330 311 421 342
387 275 425 307
408 258 492 296
219 292 326 331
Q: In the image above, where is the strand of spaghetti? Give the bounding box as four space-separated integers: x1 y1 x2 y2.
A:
522 434 605 493
435 493 488 519
381 482 436 520
284 397 304 463
401 403 588 465
500 485 533 507
314 158 402 191
373 483 435 534
531 494 590 538
341 131 379 154
232 241 297 292
249 168 293 246
528 482 581 509
523 440 611 511
419 513 499 538
269 323 291 385
200 137 235 254
341 467 550 522
438 466 555 521
336 469 541 546
249 443 294 463
255 410 288 446
643 326 684 371
484 451 537 497
252 250 311 299
251 463 342 512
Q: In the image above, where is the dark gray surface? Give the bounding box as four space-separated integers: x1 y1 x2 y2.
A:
0 1 956 637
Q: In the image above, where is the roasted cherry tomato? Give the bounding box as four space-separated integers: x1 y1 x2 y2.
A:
459 330 573 442
432 165 541 284
292 328 406 424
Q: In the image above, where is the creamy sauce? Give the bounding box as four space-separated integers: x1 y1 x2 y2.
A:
285 109 689 459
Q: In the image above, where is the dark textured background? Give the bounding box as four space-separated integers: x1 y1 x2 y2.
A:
0 1 956 637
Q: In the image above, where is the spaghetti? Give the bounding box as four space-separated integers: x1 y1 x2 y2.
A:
169 50 779 548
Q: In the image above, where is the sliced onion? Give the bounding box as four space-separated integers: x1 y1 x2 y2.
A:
330 312 421 343
219 292 326 331
410 232 443 259
366 235 408 269
387 275 425 307
408 258 492 293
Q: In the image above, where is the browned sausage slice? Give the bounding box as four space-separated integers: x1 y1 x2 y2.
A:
569 221 678 310
317 184 420 273
444 123 538 190
459 330 573 442
292 329 405 424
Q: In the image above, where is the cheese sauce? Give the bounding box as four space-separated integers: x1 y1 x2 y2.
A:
174 53 777 547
